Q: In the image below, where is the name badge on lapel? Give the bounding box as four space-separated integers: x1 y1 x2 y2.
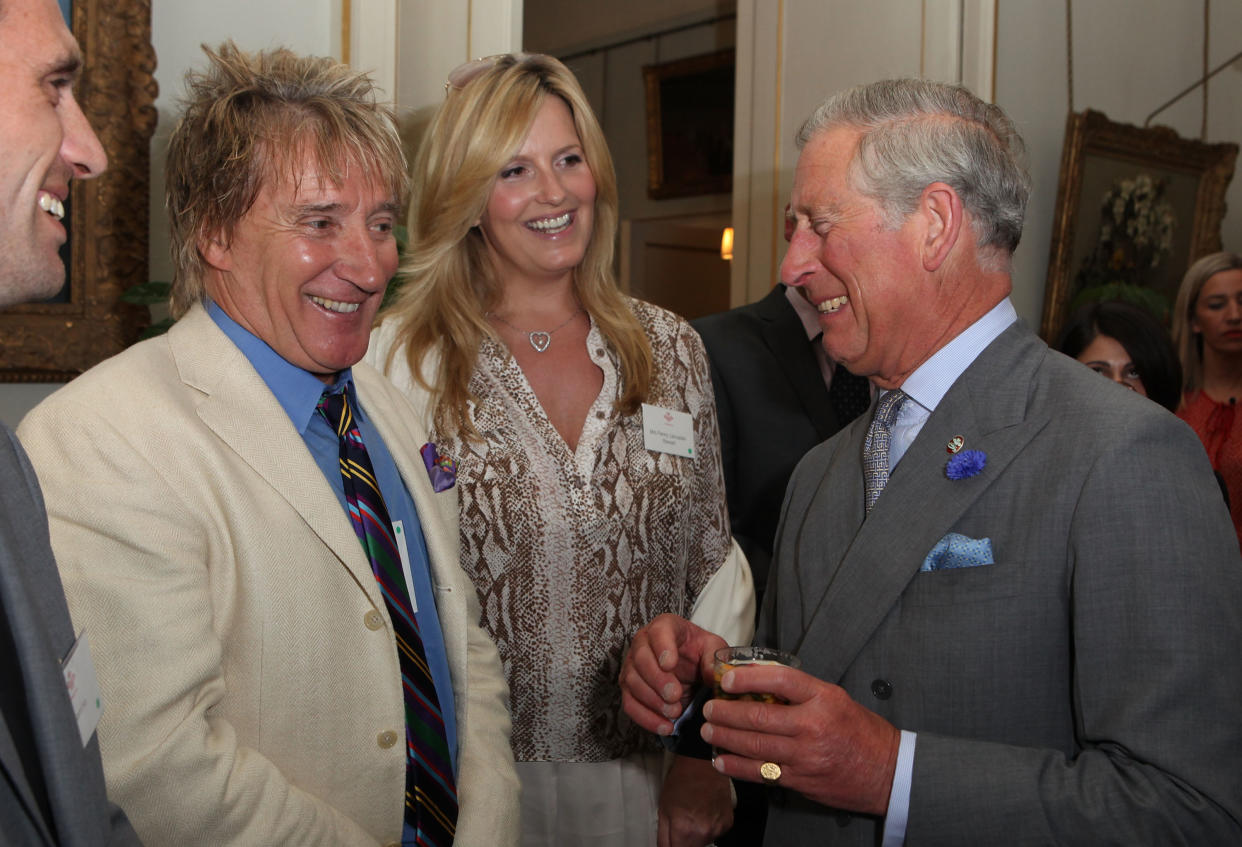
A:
642 403 694 457
62 630 104 747
393 519 418 612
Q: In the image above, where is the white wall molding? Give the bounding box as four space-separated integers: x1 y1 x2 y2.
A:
731 0 783 304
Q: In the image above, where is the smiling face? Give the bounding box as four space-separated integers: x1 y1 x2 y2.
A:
202 148 399 382
0 0 107 307
780 126 931 385
479 95 596 290
1192 268 1242 359
1077 333 1146 397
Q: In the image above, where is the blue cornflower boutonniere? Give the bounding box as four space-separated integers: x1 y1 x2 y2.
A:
945 449 986 480
420 442 457 492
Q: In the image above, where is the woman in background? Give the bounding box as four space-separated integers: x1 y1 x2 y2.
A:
1055 299 1181 412
1172 251 1242 543
368 53 752 847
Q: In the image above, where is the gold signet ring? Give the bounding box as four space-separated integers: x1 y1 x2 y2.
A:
760 761 782 784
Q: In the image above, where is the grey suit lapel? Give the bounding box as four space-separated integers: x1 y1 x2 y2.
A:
168 307 385 609
756 287 839 440
0 688 54 846
797 323 1049 682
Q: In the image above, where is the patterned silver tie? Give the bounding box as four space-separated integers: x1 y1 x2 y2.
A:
863 389 908 514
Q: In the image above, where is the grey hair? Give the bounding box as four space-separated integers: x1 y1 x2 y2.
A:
796 79 1030 268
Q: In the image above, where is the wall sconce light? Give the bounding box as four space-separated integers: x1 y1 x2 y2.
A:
720 226 734 261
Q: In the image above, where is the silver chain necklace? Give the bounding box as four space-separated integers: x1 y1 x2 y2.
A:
488 307 583 353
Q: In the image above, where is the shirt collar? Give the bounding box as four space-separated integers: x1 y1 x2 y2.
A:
205 299 358 434
899 298 1018 415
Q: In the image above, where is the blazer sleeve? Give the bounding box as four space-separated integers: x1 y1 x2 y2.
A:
450 564 521 846
18 398 383 847
905 411 1242 844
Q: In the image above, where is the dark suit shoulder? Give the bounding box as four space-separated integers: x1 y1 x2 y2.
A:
692 286 789 342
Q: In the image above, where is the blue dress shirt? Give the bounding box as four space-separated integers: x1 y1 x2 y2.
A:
206 302 459 781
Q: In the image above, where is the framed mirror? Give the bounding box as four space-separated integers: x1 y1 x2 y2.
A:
0 0 157 381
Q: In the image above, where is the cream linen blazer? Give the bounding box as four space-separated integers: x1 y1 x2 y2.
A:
17 304 519 846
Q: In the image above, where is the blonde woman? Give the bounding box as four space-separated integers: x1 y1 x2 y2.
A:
368 54 753 847
1173 250 1242 545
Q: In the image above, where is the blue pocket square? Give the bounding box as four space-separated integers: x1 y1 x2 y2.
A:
921 533 994 572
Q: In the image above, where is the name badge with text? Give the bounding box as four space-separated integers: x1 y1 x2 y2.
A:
393 519 418 612
62 631 104 747
642 403 695 458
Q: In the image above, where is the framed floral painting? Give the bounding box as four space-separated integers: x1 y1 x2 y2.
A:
1039 109 1237 342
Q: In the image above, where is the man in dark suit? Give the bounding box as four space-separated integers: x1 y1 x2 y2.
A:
0 0 138 843
621 78 1242 845
693 282 870 603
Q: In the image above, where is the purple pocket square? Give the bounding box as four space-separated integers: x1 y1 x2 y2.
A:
420 442 457 492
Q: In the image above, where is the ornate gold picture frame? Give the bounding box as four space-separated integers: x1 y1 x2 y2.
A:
1040 109 1237 343
642 49 734 200
0 0 157 381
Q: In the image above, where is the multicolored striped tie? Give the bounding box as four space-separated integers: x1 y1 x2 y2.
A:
863 389 907 515
318 389 458 845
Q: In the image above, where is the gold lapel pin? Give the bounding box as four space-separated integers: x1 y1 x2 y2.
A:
946 435 965 454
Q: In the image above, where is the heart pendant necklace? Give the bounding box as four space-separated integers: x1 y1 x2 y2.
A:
488 307 583 353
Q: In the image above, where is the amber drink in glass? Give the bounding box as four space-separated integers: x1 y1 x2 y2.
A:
712 646 801 704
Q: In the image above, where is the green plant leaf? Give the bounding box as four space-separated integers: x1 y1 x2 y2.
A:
120 281 173 305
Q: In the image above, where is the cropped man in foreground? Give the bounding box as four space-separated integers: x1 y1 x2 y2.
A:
0 0 138 842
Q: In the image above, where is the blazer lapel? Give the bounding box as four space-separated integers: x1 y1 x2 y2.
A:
796 323 1049 682
353 364 469 709
169 306 384 609
354 364 459 590
756 287 839 440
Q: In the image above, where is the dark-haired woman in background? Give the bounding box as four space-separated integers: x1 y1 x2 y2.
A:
1172 251 1242 545
1055 299 1182 412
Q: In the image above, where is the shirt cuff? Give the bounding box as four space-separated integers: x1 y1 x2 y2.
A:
881 730 916 847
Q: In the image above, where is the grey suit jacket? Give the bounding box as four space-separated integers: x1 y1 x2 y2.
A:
0 427 138 846
693 285 845 597
758 321 1242 845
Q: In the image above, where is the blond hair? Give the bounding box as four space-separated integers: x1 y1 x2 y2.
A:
378 53 651 437
1172 251 1242 394
165 41 408 318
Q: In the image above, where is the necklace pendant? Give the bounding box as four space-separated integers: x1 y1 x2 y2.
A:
529 331 552 352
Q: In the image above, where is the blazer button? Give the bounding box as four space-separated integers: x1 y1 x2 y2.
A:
364 610 385 631
870 679 893 700
377 730 399 749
